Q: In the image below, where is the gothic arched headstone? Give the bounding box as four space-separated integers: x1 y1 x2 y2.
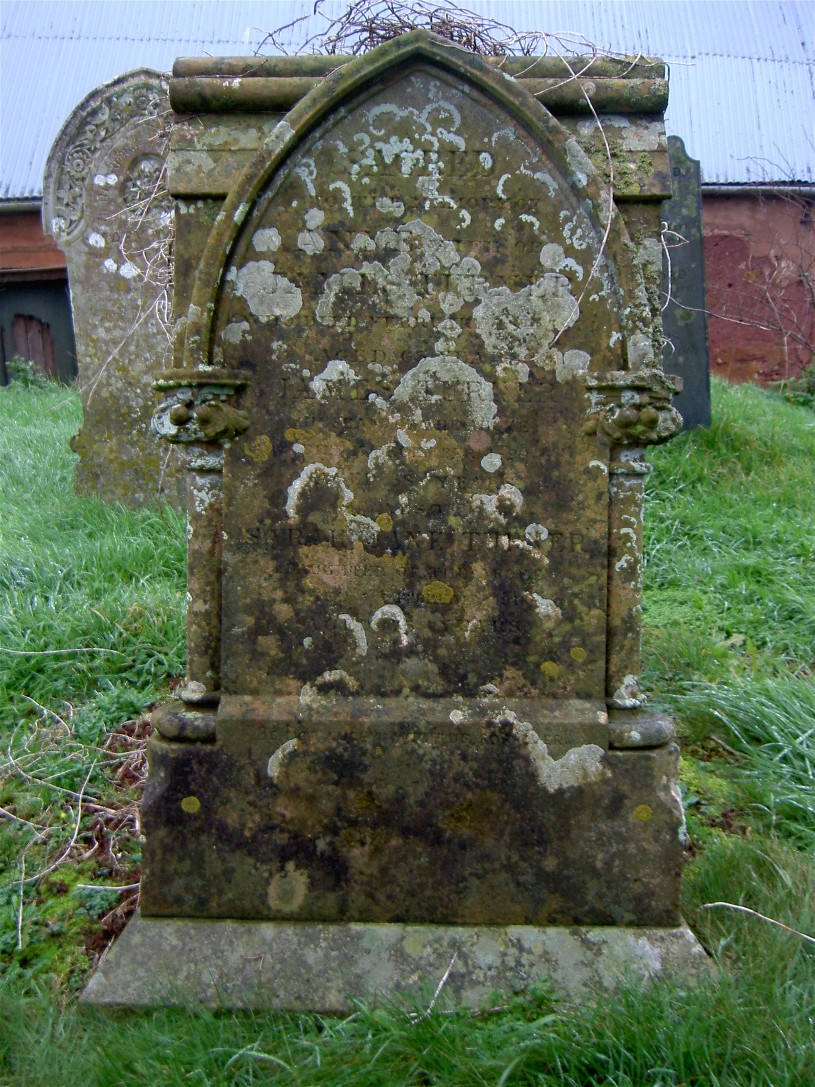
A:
84 33 706 1010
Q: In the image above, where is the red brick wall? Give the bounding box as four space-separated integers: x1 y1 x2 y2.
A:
703 192 815 383
0 210 67 281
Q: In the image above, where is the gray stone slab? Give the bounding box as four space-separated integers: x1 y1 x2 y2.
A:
662 135 712 429
82 913 710 1010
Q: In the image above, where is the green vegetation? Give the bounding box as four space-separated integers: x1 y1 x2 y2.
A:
1 378 814 1085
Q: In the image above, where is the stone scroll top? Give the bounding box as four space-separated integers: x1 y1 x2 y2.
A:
203 63 639 704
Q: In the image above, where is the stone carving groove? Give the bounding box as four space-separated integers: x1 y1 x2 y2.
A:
45 73 169 242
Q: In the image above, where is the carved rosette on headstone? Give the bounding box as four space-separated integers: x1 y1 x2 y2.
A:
43 70 185 507
83 33 708 1011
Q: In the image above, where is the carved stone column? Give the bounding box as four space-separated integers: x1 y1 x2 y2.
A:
152 369 250 705
584 370 682 714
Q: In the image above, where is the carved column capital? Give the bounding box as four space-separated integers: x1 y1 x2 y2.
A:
584 369 683 447
152 369 251 450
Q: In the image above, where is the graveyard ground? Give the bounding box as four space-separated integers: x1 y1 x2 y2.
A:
1 375 813 1086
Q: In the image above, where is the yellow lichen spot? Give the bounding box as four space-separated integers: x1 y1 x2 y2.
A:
570 646 588 663
632 804 653 822
181 795 201 814
284 428 307 442
376 512 393 532
540 661 561 677
245 434 273 463
422 580 455 604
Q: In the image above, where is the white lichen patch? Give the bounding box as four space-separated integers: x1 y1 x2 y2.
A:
524 523 549 545
345 513 380 546
339 614 368 657
87 232 105 249
309 359 359 398
474 277 579 365
222 320 250 344
118 261 140 279
285 463 352 518
527 594 562 622
370 605 409 647
376 196 405 217
564 138 594 188
480 453 502 473
298 229 325 255
511 715 608 792
252 227 281 252
190 473 219 516
329 180 354 216
470 484 524 523
539 242 584 280
613 674 641 708
391 356 497 430
555 349 591 382
234 261 302 321
267 738 300 781
103 258 118 273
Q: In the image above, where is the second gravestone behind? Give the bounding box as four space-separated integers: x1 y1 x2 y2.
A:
85 32 707 1009
43 70 185 507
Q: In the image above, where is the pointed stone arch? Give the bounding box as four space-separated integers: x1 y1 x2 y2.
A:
182 30 654 373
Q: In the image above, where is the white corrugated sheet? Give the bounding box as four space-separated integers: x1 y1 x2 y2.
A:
1 0 812 200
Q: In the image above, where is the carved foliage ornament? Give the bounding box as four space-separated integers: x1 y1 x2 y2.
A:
583 370 683 446
153 370 251 446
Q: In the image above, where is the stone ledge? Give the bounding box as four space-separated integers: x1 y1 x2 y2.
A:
81 914 710 1011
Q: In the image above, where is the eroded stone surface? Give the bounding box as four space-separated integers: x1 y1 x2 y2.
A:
142 730 683 926
42 70 184 507
214 65 624 703
82 914 710 1010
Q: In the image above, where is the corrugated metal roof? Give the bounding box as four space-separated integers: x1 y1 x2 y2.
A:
1 1 812 200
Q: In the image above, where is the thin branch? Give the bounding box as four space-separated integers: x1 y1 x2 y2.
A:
701 902 815 945
0 806 48 835
76 882 140 892
409 951 458 1023
20 760 97 885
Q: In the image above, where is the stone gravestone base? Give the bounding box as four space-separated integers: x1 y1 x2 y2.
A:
83 33 709 1008
83 916 708 1010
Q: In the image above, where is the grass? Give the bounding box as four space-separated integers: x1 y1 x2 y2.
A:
1 376 814 1085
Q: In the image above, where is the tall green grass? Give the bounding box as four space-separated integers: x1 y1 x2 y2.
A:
0 384 186 731
1 377 813 1086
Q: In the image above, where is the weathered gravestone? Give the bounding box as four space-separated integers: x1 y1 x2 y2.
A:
662 136 711 429
43 70 185 507
83 32 707 1009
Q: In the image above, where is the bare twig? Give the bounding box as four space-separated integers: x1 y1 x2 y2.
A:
409 951 458 1023
76 882 140 892
0 805 48 835
17 855 26 950
18 762 98 884
701 902 815 945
